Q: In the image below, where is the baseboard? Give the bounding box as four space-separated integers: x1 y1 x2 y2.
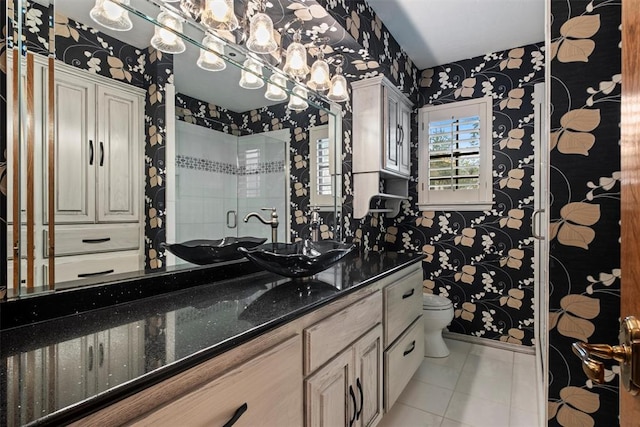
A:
442 331 535 355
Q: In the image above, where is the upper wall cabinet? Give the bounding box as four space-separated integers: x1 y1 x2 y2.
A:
352 76 413 219
352 75 412 178
54 63 144 224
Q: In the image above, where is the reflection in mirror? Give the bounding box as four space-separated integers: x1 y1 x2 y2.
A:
6 0 343 297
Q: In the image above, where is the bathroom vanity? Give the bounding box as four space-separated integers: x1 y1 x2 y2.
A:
1 252 424 427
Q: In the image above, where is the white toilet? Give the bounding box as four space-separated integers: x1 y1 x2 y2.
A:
422 294 455 358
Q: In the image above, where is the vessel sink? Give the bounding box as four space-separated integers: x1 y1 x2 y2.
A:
161 237 267 265
237 240 355 278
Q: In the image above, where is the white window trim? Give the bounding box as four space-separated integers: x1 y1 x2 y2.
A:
418 97 493 211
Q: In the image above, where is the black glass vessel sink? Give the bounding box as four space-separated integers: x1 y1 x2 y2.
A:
161 237 267 265
237 240 355 278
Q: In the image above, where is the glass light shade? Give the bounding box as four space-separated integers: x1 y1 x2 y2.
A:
308 58 331 91
150 11 186 54
265 73 288 101
247 13 278 54
283 40 309 78
197 35 226 72
201 0 239 31
328 73 349 102
239 58 265 89
89 0 133 31
288 86 309 111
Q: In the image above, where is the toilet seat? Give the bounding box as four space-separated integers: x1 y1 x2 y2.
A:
423 294 453 310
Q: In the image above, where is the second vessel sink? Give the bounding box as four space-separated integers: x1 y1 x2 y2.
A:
237 240 355 278
162 237 267 265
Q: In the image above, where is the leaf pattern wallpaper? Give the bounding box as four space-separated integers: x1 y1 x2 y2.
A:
548 1 621 426
0 0 626 423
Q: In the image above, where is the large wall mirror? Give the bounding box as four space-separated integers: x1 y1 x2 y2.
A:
5 0 344 298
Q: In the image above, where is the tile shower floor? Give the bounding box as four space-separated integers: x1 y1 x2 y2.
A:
378 338 541 427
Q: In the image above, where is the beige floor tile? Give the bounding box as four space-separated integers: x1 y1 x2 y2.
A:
454 367 513 405
468 344 515 363
443 338 473 354
509 406 541 427
397 379 455 416
444 391 510 427
413 358 462 390
424 348 469 371
377 402 443 427
462 353 514 379
440 418 473 427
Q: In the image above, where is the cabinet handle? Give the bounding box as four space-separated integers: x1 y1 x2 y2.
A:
99 141 104 166
402 288 415 299
396 124 402 146
356 377 363 421
222 403 248 427
89 140 94 165
99 343 104 368
226 210 237 229
88 345 94 372
77 269 114 278
82 237 111 244
403 340 416 357
348 385 357 427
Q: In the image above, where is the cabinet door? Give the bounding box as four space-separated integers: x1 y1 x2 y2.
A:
398 104 411 177
353 325 383 427
383 89 400 173
54 71 96 224
96 85 141 222
96 322 144 393
56 336 92 410
306 349 354 427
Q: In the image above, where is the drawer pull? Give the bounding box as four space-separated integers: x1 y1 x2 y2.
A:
82 237 111 244
403 340 416 356
99 343 105 367
348 385 357 427
89 140 94 165
223 403 247 427
402 288 415 299
356 377 363 420
77 269 114 278
88 345 94 372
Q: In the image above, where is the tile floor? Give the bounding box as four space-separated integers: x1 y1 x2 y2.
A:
377 338 541 427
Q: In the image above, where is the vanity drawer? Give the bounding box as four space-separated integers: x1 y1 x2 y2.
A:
384 316 424 410
132 335 302 427
304 291 382 375
49 251 141 285
383 268 423 347
47 224 141 257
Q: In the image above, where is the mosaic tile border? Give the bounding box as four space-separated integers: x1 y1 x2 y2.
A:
176 155 285 175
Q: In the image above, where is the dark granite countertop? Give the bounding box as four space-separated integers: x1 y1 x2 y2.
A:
0 251 423 426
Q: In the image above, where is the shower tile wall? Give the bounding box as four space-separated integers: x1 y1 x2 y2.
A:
175 121 237 243
237 133 287 243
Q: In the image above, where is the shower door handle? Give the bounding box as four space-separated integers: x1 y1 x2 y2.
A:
531 209 545 240
227 210 237 229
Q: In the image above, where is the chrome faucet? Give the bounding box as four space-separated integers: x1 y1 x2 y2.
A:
244 207 279 243
309 206 321 242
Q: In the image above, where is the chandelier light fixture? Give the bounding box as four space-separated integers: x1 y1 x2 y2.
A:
288 84 309 111
265 72 288 101
246 1 278 55
308 50 331 92
239 56 265 89
150 9 186 54
283 29 310 79
197 34 227 72
89 0 133 31
328 55 349 102
201 0 239 32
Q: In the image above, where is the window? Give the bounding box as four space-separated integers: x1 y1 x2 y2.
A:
309 125 340 210
418 97 493 211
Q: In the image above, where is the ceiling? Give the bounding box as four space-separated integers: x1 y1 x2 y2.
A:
366 0 545 70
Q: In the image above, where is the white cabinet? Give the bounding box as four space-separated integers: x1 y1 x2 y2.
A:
305 292 383 427
381 266 424 411
352 76 413 219
56 322 144 409
306 326 383 427
132 335 303 427
54 64 142 224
